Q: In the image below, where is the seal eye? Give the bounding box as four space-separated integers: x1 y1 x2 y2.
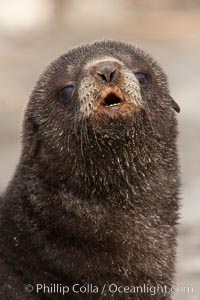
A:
58 85 74 104
134 72 149 88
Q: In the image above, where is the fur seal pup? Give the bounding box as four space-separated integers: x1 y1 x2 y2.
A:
0 40 180 300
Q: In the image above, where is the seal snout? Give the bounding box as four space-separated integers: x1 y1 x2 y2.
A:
80 57 143 116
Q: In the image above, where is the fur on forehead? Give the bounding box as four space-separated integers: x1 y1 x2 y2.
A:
34 40 169 97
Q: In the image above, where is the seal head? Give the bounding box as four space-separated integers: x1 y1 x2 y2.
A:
22 40 180 200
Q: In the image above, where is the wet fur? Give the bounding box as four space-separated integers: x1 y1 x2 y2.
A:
0 40 180 299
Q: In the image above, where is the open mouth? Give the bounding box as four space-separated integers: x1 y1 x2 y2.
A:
103 93 122 107
98 88 125 111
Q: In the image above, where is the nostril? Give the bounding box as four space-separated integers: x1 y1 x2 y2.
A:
97 72 110 83
96 63 116 83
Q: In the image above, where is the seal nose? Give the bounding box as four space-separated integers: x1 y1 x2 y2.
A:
96 62 116 83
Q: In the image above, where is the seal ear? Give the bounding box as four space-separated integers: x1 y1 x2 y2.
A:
23 116 41 159
167 95 180 113
29 121 41 158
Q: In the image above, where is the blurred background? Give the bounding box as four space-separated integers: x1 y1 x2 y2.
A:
0 0 199 299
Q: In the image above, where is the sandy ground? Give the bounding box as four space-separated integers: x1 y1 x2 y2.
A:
0 5 200 299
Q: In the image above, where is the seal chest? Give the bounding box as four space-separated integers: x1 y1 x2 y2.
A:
0 40 180 300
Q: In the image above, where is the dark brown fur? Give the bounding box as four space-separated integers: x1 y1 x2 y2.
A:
0 40 180 299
